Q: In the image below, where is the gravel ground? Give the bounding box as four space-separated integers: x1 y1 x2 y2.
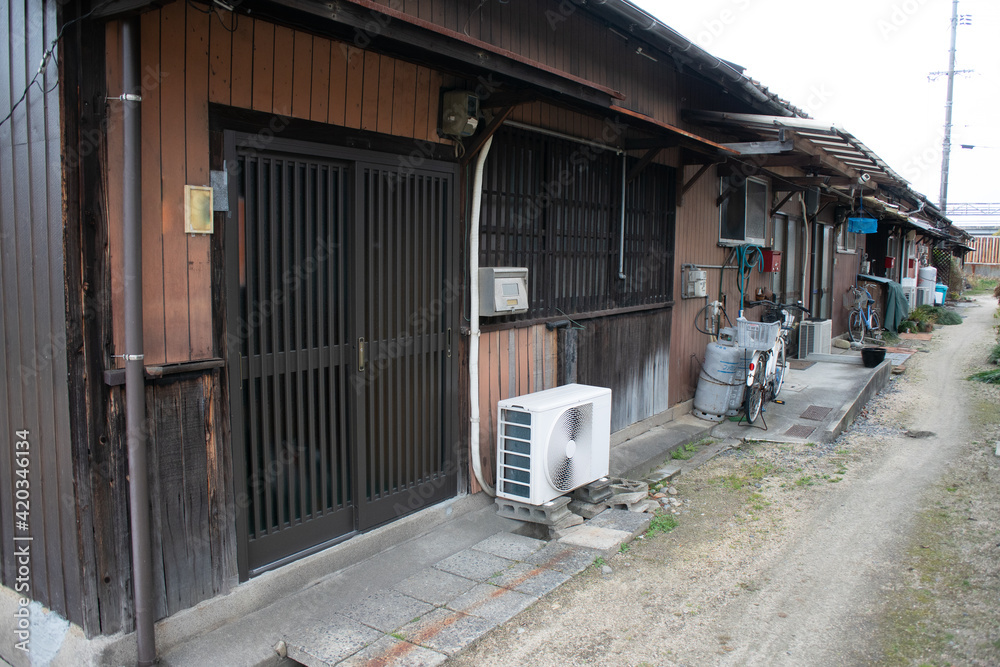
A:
449 296 1000 667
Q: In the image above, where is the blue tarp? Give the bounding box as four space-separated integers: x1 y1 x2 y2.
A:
848 216 878 234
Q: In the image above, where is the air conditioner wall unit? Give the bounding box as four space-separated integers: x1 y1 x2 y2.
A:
496 384 612 506
798 319 832 359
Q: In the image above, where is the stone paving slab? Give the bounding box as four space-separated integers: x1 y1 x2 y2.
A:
557 525 632 554
470 532 547 561
396 608 498 656
587 508 652 538
487 562 571 597
446 583 536 623
522 541 601 575
337 635 447 667
391 567 478 607
284 614 383 667
341 590 434 633
433 548 517 582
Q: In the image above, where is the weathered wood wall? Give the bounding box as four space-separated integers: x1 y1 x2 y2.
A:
573 309 672 432
472 325 558 494
0 0 85 630
106 2 451 367
368 0 688 123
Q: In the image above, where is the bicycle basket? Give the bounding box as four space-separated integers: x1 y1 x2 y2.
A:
736 317 781 351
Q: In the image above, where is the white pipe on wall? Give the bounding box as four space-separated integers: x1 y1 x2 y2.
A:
469 136 495 496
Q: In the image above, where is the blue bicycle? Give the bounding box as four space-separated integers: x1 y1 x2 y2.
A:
847 286 881 344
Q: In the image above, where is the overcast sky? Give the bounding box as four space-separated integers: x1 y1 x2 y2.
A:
630 0 1000 208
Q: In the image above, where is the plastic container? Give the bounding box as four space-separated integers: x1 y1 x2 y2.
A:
918 266 937 288
861 347 886 368
736 317 781 351
901 276 917 288
935 283 947 304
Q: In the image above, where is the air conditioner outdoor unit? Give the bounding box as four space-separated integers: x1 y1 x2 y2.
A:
798 319 832 359
496 384 612 506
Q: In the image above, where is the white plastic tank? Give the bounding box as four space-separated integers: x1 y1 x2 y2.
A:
918 266 937 288
693 327 745 422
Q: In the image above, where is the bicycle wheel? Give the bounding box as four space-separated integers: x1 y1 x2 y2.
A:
869 309 881 339
744 363 764 424
848 309 864 343
773 339 788 399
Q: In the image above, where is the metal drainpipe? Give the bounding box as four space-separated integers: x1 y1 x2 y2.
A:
122 18 156 667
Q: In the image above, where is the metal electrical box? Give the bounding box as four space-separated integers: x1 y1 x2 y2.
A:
479 267 529 316
441 91 480 138
682 268 707 299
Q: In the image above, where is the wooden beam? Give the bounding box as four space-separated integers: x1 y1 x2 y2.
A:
623 138 678 151
721 139 794 155
760 154 821 168
770 192 795 217
460 105 515 168
479 91 539 109
626 147 662 183
784 175 879 190
792 135 866 181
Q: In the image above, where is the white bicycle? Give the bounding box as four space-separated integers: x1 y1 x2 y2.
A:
739 300 811 426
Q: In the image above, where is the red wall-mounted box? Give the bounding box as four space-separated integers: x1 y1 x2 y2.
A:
761 249 782 272
884 256 895 269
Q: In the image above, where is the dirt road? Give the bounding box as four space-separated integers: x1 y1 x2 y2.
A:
450 296 1000 667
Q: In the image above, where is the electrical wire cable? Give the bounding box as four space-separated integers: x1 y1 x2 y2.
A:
0 0 115 131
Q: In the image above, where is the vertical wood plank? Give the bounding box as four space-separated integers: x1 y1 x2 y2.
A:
360 50 380 131
343 46 363 128
376 55 394 134
291 30 312 119
251 19 274 112
140 10 166 365
391 59 416 138
272 25 294 115
160 0 191 361
105 22 125 367
412 65 431 142
230 11 253 109
426 68 442 141
328 40 348 126
187 2 213 359
208 7 232 105
310 37 330 123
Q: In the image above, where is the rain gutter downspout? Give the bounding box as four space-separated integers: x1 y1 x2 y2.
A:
799 194 811 312
469 136 495 496
122 18 155 667
618 155 627 279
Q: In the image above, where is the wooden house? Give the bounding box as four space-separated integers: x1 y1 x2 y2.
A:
0 0 970 660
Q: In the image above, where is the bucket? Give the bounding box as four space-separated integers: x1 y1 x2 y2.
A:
861 347 886 368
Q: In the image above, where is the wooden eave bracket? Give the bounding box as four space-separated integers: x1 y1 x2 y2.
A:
770 191 795 217
626 147 662 183
460 105 516 168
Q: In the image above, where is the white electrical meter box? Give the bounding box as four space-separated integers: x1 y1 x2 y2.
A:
479 267 529 316
682 268 708 299
441 91 480 138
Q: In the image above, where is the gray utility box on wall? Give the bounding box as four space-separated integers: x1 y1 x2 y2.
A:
479 267 529 316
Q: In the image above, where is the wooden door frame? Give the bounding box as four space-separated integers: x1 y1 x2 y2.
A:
223 131 461 580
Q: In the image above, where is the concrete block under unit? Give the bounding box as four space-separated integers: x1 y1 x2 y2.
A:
495 495 576 526
571 477 613 504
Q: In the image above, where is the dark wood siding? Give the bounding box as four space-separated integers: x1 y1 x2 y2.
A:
575 309 672 433
0 0 85 628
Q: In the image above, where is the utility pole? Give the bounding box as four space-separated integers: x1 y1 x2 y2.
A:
939 0 959 214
